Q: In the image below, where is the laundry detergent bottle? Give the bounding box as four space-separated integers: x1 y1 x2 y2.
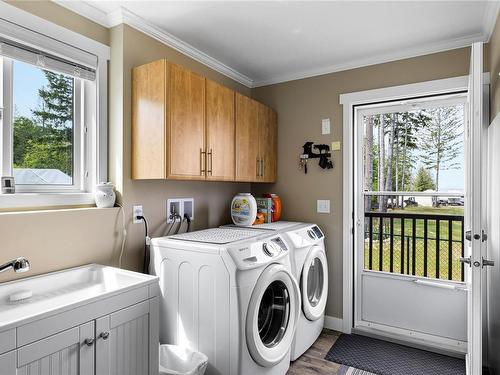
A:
231 193 257 226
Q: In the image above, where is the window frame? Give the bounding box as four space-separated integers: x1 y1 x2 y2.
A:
0 2 110 209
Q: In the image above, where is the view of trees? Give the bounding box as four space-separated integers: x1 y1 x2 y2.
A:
13 68 74 176
363 105 463 211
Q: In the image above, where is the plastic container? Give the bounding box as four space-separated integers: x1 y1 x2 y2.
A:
264 193 282 222
159 345 208 375
231 193 257 227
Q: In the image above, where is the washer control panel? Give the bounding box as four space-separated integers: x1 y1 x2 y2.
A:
229 235 290 268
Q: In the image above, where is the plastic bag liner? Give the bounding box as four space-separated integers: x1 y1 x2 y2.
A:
159 345 208 375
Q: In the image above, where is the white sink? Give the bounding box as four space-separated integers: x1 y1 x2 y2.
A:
0 264 158 330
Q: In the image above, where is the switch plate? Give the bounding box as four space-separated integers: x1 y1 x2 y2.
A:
321 119 331 135
331 141 341 151
133 205 143 224
317 200 330 213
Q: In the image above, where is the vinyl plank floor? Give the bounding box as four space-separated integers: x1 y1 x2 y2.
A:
287 329 341 375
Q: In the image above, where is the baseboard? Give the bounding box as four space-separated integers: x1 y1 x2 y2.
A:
324 315 343 332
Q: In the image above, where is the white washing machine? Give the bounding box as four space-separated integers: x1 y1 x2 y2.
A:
221 222 328 361
281 224 328 361
150 228 301 375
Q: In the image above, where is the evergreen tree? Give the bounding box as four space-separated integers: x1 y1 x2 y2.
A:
413 167 436 191
418 106 463 191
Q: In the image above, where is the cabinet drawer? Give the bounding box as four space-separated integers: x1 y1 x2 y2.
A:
0 329 15 354
0 350 15 374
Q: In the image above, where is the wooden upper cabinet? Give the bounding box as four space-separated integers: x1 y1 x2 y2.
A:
235 93 259 182
132 59 167 179
206 79 235 181
258 104 277 183
167 63 206 180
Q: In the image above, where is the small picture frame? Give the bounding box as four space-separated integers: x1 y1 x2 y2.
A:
1 176 15 194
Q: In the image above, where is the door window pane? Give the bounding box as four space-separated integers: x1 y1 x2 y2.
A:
12 61 74 185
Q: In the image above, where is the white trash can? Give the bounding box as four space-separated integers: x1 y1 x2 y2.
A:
159 344 208 375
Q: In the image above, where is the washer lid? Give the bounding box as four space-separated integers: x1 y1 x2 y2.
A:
168 228 268 244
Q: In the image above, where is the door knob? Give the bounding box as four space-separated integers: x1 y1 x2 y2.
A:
100 331 110 340
482 257 495 268
465 231 471 241
84 338 94 346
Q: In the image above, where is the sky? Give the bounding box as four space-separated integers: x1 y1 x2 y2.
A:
12 60 48 118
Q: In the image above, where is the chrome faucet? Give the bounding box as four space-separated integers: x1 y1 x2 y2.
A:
0 257 30 274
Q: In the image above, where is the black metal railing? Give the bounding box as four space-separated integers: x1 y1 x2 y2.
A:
364 211 465 282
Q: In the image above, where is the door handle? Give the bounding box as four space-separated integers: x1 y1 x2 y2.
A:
482 257 495 268
465 230 481 241
200 148 206 176
460 257 471 266
465 231 471 241
84 338 94 346
99 331 110 340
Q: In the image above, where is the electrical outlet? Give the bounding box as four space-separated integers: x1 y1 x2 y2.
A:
317 200 331 213
183 198 194 221
133 205 143 224
167 198 194 222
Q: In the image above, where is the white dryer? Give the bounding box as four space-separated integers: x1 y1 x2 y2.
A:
281 224 328 361
150 228 301 375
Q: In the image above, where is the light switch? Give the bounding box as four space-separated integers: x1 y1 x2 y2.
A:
331 141 341 151
321 119 331 135
317 200 331 213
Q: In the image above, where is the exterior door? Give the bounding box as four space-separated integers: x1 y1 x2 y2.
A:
206 79 235 181
167 62 206 180
96 301 151 375
258 103 277 183
464 42 487 375
354 94 469 352
246 264 300 367
301 245 328 321
235 93 259 182
10 322 94 375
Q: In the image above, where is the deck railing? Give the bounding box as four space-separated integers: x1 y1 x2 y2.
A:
364 211 465 282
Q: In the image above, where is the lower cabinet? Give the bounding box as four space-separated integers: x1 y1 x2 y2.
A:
0 299 158 375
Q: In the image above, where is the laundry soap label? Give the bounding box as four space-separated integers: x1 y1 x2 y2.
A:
231 193 257 226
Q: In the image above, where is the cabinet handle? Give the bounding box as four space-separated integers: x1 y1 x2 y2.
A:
200 148 206 176
84 338 94 346
261 159 265 178
256 158 260 178
208 149 213 176
100 331 110 340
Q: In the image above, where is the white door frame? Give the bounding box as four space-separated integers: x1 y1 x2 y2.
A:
340 74 490 335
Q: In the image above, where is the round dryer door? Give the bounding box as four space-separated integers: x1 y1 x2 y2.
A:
301 245 328 321
246 264 300 367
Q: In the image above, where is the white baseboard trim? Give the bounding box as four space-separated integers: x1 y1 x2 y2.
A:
324 315 343 332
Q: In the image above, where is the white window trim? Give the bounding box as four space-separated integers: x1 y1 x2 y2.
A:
339 73 490 336
0 2 110 209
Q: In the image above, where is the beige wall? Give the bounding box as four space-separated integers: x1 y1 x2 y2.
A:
110 24 252 271
490 15 500 121
251 48 471 318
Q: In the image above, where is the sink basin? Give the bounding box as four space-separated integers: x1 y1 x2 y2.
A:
0 264 158 330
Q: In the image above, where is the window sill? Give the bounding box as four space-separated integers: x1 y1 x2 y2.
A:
0 192 96 211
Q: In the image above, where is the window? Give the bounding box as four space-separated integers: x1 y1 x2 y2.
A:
0 37 99 198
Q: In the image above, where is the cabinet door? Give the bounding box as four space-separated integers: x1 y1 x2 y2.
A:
96 300 157 375
235 93 259 182
167 63 206 180
12 322 94 375
258 104 277 183
206 79 235 181
132 59 167 179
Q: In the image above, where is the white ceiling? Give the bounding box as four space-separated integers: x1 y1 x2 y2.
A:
55 1 500 87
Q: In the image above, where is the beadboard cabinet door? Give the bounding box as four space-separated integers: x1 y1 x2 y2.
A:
206 79 235 181
4 322 94 375
95 299 159 375
167 63 206 180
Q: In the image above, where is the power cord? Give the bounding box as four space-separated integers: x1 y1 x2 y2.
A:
165 213 182 236
136 215 151 274
184 213 191 232
115 203 127 269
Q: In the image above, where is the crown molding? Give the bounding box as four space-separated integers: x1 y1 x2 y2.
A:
484 1 500 42
53 0 498 89
252 31 488 88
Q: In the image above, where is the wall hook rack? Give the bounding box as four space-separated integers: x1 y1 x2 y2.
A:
299 142 333 174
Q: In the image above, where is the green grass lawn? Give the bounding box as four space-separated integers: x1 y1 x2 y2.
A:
364 206 465 281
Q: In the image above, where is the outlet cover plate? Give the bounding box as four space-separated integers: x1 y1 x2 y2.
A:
317 200 330 213
133 205 143 224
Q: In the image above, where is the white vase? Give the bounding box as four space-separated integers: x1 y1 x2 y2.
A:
95 182 116 208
